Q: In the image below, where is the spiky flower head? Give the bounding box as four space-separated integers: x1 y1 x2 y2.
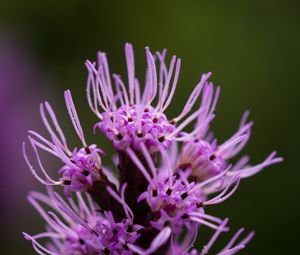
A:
23 43 282 255
86 44 211 152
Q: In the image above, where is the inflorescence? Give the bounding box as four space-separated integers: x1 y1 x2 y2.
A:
23 43 282 255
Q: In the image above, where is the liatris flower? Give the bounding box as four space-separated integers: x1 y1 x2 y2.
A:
23 43 282 254
176 82 282 193
22 90 105 194
86 43 211 152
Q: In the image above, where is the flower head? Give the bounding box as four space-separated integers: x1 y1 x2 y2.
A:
86 43 211 152
23 190 144 255
23 90 104 195
176 83 283 191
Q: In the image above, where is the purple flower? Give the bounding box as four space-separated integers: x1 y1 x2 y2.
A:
23 43 282 254
176 82 283 191
23 189 159 255
23 90 106 195
86 43 211 152
127 146 240 235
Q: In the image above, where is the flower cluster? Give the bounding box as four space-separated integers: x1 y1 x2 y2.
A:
23 43 282 255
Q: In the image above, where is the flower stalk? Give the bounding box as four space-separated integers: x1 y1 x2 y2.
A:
23 43 282 255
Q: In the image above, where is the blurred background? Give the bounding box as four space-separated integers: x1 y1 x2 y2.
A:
0 1 299 254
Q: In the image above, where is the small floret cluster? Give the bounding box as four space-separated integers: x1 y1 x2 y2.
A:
23 43 282 254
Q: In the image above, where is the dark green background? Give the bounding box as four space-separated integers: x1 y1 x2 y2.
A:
0 1 299 254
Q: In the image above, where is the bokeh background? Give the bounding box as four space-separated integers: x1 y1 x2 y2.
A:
0 1 299 254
